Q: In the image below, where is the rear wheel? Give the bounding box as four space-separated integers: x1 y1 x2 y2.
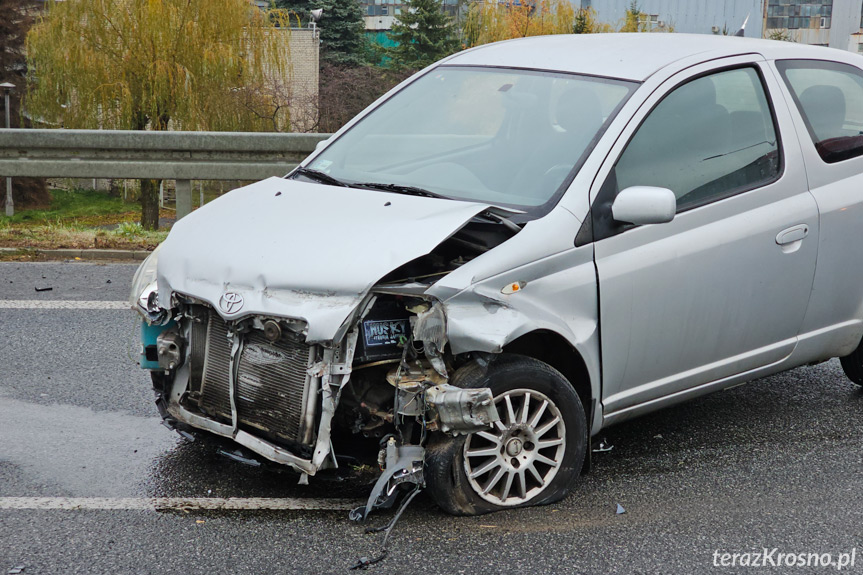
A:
425 354 587 515
840 338 863 386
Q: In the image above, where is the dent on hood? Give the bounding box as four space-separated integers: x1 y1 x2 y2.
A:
155 176 496 342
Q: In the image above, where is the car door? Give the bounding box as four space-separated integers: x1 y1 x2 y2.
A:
770 58 863 361
589 57 819 417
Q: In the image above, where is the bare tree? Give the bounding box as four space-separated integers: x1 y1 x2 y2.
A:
317 63 412 133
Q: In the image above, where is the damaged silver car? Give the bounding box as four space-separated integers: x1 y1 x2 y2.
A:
132 34 863 516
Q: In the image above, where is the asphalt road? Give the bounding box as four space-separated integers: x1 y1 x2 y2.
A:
1 261 862 574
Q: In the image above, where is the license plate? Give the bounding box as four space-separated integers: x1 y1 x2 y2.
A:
363 319 409 347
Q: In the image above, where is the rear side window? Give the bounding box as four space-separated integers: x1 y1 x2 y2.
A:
613 67 781 212
776 60 863 163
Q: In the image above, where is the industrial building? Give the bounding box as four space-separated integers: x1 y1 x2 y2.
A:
582 0 863 52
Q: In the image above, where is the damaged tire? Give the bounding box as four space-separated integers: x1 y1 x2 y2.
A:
840 337 863 386
425 354 587 516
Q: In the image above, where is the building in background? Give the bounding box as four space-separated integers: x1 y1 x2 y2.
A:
361 0 459 33
278 27 320 132
363 0 407 32
582 0 761 36
360 0 460 56
249 2 319 131
764 0 862 47
582 0 863 51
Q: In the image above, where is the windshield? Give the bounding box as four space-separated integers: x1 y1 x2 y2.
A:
302 66 637 216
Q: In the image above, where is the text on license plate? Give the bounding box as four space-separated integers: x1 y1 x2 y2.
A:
363 319 409 347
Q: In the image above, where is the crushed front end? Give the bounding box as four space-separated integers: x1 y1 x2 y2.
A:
142 295 343 476
129 177 521 516
133 257 499 514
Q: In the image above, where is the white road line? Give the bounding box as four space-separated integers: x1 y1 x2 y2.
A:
0 497 361 511
0 300 129 310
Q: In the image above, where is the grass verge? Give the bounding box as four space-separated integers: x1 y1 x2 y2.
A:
0 188 169 252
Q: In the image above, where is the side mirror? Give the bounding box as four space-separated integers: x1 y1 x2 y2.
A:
611 186 676 226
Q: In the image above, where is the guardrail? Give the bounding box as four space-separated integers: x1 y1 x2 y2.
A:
0 129 331 218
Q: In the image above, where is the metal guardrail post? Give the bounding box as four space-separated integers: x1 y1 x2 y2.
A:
4 177 10 217
176 179 192 219
2 84 13 217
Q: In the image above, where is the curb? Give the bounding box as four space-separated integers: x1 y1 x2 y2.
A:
0 247 152 261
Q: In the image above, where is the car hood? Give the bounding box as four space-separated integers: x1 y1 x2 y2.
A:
157 177 492 342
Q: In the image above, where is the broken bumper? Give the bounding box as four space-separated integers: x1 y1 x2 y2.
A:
165 401 320 475
140 298 498 478
143 300 351 477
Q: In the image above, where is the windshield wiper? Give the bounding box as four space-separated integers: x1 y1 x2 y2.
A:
478 210 522 235
352 182 449 200
291 167 348 187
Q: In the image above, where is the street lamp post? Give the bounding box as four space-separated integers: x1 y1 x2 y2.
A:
0 82 15 217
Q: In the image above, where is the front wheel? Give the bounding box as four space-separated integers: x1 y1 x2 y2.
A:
425 354 587 516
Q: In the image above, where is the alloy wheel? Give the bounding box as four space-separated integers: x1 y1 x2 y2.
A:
462 388 566 506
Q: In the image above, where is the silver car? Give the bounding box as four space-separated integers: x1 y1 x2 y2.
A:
131 34 863 516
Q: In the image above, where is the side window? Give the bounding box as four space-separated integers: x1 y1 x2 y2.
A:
776 60 863 163
613 67 781 212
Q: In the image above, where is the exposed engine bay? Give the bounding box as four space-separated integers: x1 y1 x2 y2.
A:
137 215 513 518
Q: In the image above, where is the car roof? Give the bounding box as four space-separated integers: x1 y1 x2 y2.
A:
444 33 852 81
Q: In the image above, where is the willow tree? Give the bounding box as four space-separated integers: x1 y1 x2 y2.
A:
26 0 294 229
464 2 604 47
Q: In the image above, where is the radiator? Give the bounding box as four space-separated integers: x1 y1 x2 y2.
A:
193 309 314 446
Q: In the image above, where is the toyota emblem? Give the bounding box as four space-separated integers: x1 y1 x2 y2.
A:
219 292 245 314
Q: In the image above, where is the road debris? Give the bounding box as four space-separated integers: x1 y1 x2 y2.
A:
34 286 53 292
616 504 626 515
351 485 422 570
593 439 614 453
350 552 387 571
217 448 262 467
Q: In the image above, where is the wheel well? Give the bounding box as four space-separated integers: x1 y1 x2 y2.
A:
502 330 592 412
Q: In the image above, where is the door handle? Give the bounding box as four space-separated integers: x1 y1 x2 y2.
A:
776 224 809 246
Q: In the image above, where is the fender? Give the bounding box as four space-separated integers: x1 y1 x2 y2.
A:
434 251 603 435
